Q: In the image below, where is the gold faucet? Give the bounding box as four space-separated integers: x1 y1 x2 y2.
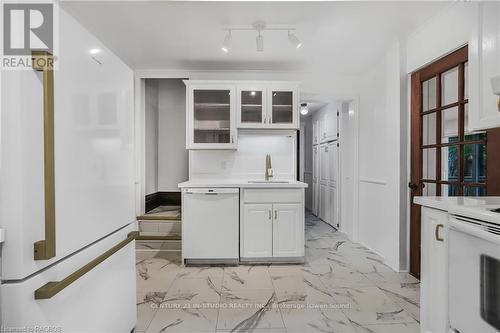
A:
265 154 274 181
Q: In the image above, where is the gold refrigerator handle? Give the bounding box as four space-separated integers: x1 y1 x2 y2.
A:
32 51 56 260
34 231 139 300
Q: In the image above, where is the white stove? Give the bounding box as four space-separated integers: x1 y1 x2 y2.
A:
448 208 500 333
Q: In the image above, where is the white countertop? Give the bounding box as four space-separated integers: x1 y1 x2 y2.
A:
178 179 308 189
414 196 500 225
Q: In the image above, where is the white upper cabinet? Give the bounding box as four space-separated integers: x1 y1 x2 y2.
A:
470 3 500 130
237 86 266 128
186 83 237 149
236 83 299 129
186 81 299 149
267 85 299 129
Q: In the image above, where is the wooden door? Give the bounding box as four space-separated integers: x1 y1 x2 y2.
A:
409 45 487 278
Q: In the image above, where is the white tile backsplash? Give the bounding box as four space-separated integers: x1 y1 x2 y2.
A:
189 130 296 180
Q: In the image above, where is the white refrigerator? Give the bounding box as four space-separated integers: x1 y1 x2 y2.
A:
0 8 137 332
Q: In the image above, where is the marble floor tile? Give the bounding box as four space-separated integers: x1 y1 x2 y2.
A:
222 265 274 291
217 290 285 332
135 292 165 332
353 322 421 333
164 277 222 307
135 212 421 333
280 308 357 333
136 257 180 293
146 308 218 333
331 286 417 326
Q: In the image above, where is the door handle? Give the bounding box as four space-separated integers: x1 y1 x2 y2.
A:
32 51 56 261
435 224 444 242
408 182 419 190
35 231 138 299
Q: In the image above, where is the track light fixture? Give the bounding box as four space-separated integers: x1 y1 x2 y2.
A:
221 21 302 53
221 30 232 53
288 31 302 49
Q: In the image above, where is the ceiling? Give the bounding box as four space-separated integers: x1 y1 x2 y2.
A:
62 1 449 75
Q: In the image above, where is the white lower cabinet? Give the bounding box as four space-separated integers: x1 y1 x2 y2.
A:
241 204 273 258
272 204 302 257
420 207 448 333
241 189 305 259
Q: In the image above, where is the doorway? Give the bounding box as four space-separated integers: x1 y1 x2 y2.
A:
409 45 489 278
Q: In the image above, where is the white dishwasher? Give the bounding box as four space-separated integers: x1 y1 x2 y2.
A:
182 188 239 264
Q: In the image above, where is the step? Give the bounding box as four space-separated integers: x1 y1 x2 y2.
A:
138 220 181 235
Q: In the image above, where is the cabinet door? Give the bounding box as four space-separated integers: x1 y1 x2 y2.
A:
272 204 303 257
241 204 273 258
187 86 236 149
328 142 338 187
267 86 298 129
470 3 500 130
312 146 319 216
319 184 329 222
312 120 319 145
237 86 266 128
328 186 337 228
319 144 329 185
420 207 448 333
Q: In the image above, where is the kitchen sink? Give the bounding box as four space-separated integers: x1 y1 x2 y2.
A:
248 180 290 184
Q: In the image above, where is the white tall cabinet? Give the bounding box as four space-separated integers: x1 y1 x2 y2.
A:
312 145 319 216
311 105 339 228
318 142 339 227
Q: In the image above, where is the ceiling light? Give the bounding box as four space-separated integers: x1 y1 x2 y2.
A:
300 103 309 115
89 48 101 55
288 31 302 49
256 32 264 52
221 30 232 53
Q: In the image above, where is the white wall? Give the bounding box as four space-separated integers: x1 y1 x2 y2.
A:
189 130 296 180
302 116 313 210
357 42 404 271
405 2 478 73
145 80 159 195
157 79 188 191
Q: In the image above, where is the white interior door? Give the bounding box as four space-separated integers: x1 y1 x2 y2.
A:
241 204 273 258
319 144 329 185
272 204 303 257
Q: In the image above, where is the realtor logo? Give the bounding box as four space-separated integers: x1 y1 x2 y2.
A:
3 3 53 55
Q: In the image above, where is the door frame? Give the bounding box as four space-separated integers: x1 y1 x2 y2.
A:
409 46 468 279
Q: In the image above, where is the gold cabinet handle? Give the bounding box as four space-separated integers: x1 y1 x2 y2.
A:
32 51 56 261
34 231 138 300
268 210 272 220
435 224 444 242
274 210 278 220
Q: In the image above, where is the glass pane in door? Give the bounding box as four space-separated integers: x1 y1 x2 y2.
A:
271 91 293 124
463 143 487 184
241 90 263 123
193 89 231 144
441 66 459 105
422 112 437 145
422 77 437 111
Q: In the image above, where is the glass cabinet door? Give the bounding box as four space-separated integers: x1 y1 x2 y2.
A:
192 89 232 145
270 90 294 125
239 89 264 125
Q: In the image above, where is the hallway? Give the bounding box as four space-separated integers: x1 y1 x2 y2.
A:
135 213 420 332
